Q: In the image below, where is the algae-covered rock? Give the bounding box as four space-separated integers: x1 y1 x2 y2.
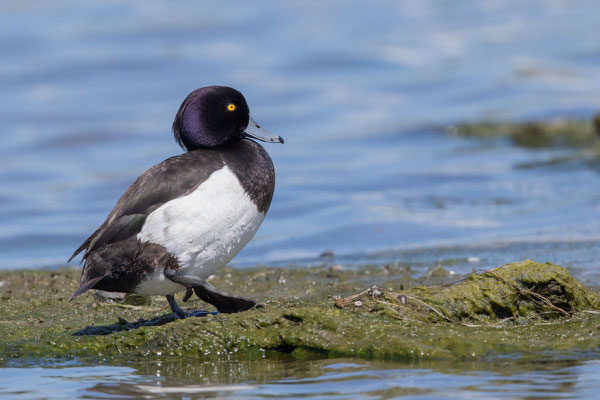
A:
0 261 599 363
336 260 599 325
447 114 600 148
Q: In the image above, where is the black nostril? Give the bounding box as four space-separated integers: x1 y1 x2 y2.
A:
255 124 260 128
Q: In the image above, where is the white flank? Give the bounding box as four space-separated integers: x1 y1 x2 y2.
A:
135 165 265 295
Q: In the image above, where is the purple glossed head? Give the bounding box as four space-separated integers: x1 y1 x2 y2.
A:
172 86 283 151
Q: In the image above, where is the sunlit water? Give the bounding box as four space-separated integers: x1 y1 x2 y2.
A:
2 0 600 398
3 358 600 399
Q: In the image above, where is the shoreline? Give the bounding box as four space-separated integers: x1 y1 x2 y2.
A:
1 261 599 364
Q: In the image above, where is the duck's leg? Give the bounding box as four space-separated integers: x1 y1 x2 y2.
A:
165 292 216 319
182 287 194 302
166 294 186 319
164 269 255 313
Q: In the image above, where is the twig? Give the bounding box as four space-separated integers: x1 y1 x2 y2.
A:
402 295 454 323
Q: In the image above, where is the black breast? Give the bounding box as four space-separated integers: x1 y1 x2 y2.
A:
220 139 276 213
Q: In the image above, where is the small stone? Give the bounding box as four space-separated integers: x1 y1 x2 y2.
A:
334 297 345 308
94 290 126 303
354 300 363 307
320 250 334 258
593 113 600 136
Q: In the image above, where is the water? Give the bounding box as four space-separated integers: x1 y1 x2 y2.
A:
2 0 600 271
2 0 600 398
3 357 600 399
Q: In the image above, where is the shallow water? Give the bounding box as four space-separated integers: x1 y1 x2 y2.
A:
3 357 600 399
2 0 600 398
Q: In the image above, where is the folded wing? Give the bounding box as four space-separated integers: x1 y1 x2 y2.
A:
69 150 224 262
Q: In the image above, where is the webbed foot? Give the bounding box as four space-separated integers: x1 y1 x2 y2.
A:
165 293 218 319
164 270 256 313
166 294 187 319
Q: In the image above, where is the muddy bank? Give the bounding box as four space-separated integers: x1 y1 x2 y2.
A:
1 261 599 363
447 114 600 148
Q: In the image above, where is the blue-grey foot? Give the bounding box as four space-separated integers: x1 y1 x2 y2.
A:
165 294 217 319
166 294 186 319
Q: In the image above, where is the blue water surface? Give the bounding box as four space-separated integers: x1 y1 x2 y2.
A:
2 358 600 399
1 0 600 272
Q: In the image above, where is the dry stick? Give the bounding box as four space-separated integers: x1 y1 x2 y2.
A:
336 263 573 326
402 295 494 327
518 289 570 317
337 287 383 308
375 299 432 324
376 301 416 323
339 287 495 327
401 294 454 323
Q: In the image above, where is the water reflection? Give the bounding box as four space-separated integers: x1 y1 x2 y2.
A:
3 357 600 399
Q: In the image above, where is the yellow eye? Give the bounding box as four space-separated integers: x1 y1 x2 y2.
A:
227 103 236 111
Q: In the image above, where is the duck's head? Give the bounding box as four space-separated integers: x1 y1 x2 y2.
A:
173 86 284 150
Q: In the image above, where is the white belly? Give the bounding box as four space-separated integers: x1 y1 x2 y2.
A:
134 166 265 295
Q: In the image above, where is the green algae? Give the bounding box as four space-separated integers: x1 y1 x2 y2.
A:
447 115 600 149
1 261 599 364
337 260 600 325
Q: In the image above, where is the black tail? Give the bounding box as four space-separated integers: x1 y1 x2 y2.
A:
68 275 104 302
69 240 174 303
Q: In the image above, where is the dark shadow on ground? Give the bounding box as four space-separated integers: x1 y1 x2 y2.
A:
73 310 218 336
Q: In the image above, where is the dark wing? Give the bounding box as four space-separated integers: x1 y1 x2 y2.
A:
69 150 224 262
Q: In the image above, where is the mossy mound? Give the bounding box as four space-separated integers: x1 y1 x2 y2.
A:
448 115 600 148
0 261 599 363
336 260 599 325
